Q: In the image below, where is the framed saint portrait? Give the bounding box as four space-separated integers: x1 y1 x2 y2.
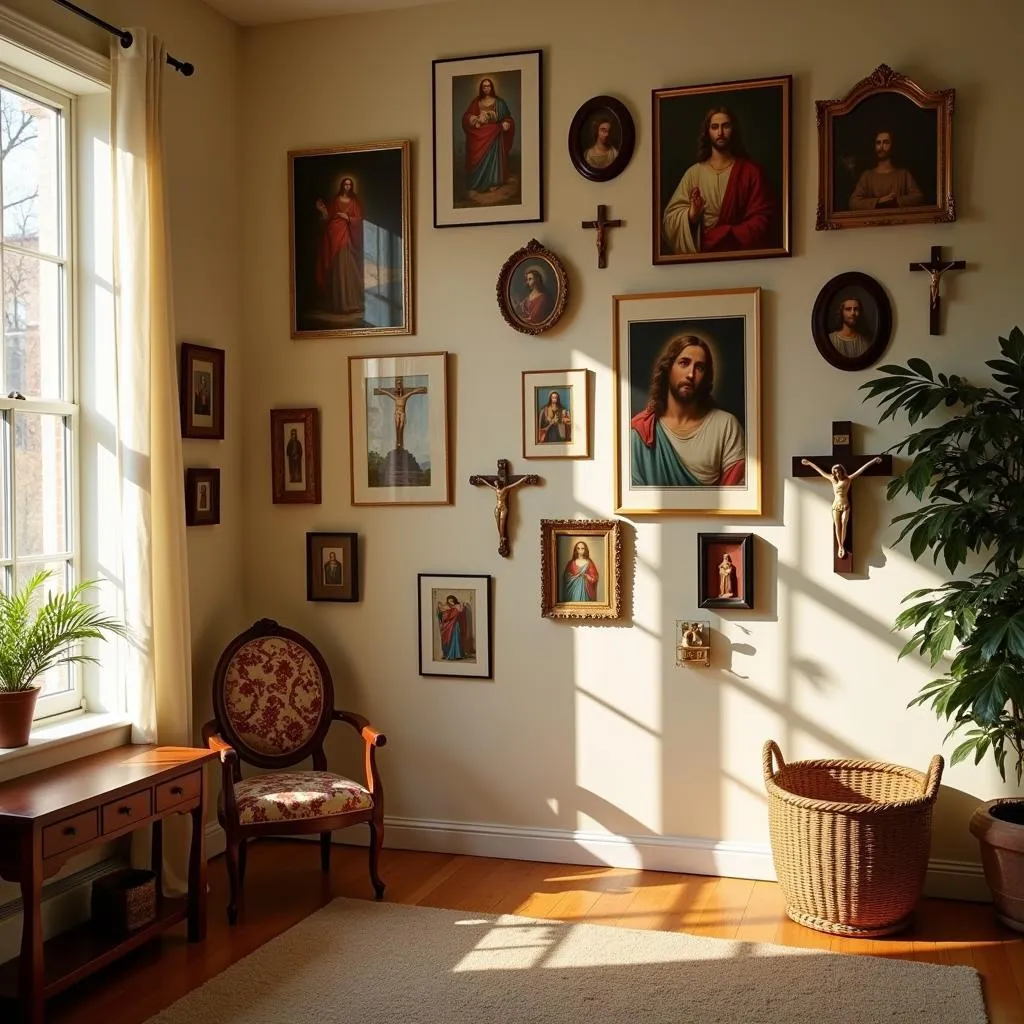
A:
288 139 412 339
417 573 492 679
184 468 220 526
540 519 622 621
811 272 892 371
816 64 954 230
497 239 569 336
270 408 321 504
432 49 543 228
347 351 451 507
521 368 590 460
653 75 791 266
698 533 754 610
180 342 224 440
306 532 359 602
568 95 635 183
613 288 762 516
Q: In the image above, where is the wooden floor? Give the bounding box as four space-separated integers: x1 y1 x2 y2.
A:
39 840 1024 1023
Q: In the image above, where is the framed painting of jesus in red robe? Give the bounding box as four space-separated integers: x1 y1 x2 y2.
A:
653 75 791 266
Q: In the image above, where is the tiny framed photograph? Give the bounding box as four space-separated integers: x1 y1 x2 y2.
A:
185 468 220 526
306 532 359 602
613 288 762 516
432 49 543 229
417 573 492 679
540 519 622 621
270 408 321 504
567 95 635 183
497 238 569 336
180 343 225 440
348 351 451 506
653 74 791 265
521 368 590 460
816 63 954 230
698 533 754 609
811 272 893 371
288 139 412 338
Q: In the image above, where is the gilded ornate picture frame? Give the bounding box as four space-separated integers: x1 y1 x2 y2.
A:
540 519 622 621
497 238 569 336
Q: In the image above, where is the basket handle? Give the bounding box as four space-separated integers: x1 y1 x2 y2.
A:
762 740 785 783
923 754 944 801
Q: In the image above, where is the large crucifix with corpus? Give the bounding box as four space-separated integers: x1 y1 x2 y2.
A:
469 458 541 558
909 244 966 336
792 421 892 574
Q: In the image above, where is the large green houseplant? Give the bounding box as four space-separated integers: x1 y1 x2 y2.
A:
860 325 1024 931
0 570 128 748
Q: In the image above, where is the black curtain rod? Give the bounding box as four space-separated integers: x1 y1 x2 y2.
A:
52 0 194 76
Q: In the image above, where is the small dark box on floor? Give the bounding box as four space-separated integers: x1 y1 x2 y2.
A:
91 868 157 936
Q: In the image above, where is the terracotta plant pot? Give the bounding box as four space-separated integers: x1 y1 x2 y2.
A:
0 687 40 748
970 798 1024 933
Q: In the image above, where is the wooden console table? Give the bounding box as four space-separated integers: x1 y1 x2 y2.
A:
0 744 218 1024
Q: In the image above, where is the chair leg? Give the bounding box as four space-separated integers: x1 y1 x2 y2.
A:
225 837 242 925
320 831 331 873
368 820 385 900
238 838 248 885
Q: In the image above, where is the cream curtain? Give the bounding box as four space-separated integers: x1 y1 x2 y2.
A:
110 30 193 890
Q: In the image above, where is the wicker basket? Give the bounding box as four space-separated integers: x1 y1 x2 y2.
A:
763 739 943 937
91 868 157 937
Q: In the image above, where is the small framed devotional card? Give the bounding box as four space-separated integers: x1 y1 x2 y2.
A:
417 573 493 679
522 368 590 459
270 408 321 504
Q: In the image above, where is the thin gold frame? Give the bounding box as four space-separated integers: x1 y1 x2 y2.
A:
540 518 622 620
521 368 590 460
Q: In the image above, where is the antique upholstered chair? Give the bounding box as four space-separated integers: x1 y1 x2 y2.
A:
201 618 386 924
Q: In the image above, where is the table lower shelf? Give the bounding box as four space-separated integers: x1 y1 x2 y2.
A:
0 896 188 1002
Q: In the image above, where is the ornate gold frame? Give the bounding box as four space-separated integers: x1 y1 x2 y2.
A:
496 238 569 336
540 518 622 621
815 64 955 230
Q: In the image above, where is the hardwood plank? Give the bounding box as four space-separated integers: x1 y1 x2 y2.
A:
693 876 755 939
736 880 787 943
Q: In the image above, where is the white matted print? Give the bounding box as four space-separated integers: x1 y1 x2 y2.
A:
522 368 590 459
417 573 492 679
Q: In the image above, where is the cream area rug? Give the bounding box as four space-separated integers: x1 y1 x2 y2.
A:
145 898 986 1024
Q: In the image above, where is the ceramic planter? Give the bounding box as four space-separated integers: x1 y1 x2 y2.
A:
970 798 1024 933
0 686 40 748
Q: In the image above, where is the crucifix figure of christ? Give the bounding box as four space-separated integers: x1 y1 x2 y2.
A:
372 375 428 451
910 245 966 336
581 204 623 269
469 459 541 558
792 421 892 574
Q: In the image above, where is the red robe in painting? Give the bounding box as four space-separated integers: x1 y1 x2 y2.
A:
701 157 774 252
315 192 364 303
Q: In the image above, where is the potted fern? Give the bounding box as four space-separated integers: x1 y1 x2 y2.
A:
860 325 1024 931
0 570 129 748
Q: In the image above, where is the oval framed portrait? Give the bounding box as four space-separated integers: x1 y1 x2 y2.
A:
567 95 636 183
811 271 892 371
496 238 569 336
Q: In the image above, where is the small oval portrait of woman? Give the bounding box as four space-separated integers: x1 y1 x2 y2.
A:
568 95 635 182
811 271 892 371
497 239 569 336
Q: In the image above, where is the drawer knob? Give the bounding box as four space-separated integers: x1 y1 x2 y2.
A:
170 786 184 796
63 826 77 837
118 805 132 816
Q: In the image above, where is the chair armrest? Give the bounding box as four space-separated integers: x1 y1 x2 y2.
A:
332 709 387 747
201 718 241 808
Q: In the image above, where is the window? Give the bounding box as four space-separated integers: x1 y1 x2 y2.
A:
0 66 80 720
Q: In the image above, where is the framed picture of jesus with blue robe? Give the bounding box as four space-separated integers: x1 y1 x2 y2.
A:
613 288 762 516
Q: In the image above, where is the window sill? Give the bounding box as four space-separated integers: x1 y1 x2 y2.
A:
0 711 132 783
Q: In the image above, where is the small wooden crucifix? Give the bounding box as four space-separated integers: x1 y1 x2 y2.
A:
581 204 623 269
792 421 892 574
469 458 541 558
910 245 966 335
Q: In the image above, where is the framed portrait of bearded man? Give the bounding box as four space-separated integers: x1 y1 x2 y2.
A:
613 288 762 516
653 75 791 266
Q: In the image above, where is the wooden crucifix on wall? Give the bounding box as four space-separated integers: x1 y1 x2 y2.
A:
792 421 892 574
469 459 541 558
581 204 622 269
910 244 966 335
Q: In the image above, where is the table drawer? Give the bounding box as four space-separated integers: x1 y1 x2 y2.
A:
156 770 201 813
101 790 152 835
42 810 99 859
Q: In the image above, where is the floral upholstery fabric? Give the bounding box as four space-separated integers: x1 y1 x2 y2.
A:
230 771 373 825
223 637 326 757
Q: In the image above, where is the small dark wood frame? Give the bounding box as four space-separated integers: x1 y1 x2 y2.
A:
180 342 225 440
307 532 360 602
496 238 569 336
698 533 754 610
815 63 955 230
811 271 893 371
202 619 387 925
270 408 321 504
185 468 220 526
568 95 635 183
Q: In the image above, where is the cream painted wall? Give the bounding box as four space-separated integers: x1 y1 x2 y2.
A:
235 0 1024 879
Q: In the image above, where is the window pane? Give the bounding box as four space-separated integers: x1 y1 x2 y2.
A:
4 253 63 399
14 410 68 557
1 87 61 257
15 559 72 697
